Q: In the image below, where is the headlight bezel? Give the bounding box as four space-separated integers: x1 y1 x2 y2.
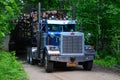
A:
48 46 59 51
85 45 94 50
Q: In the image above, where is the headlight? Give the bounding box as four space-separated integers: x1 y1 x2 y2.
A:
48 46 59 51
32 47 37 52
47 46 60 56
85 45 94 50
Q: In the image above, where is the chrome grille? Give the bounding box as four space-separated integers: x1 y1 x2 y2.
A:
62 36 83 54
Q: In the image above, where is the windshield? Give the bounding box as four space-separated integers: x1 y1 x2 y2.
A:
63 24 75 32
48 24 75 32
48 24 62 32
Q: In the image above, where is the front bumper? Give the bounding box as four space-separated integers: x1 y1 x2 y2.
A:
49 54 95 62
48 49 96 63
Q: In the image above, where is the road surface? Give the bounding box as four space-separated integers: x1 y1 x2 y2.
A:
23 63 120 80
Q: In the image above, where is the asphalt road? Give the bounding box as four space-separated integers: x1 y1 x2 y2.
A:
23 63 120 80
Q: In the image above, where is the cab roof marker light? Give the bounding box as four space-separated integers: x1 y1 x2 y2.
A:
66 16 69 20
51 16 55 20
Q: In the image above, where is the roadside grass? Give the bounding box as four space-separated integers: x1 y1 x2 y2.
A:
94 54 117 67
0 50 28 80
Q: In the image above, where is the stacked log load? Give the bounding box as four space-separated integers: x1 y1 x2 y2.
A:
42 10 67 20
13 10 67 41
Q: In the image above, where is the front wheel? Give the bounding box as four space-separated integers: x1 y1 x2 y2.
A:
83 60 93 71
45 55 54 73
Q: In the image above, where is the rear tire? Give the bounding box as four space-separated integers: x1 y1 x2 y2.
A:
27 47 31 63
83 60 93 71
29 53 36 65
28 47 35 65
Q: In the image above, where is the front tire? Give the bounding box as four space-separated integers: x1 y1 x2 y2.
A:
45 55 54 73
83 60 93 70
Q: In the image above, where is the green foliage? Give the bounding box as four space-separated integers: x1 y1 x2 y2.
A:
70 0 120 66
116 50 120 65
94 54 117 67
0 51 27 80
0 0 21 44
0 31 5 38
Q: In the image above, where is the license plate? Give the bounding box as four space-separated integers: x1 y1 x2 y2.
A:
67 62 78 67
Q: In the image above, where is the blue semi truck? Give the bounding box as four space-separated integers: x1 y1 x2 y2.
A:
26 8 96 72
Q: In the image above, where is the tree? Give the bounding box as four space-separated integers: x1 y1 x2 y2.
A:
0 0 21 44
70 0 120 64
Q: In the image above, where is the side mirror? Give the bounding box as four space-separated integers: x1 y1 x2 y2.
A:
87 33 91 38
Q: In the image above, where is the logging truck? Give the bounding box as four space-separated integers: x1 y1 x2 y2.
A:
9 4 96 72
